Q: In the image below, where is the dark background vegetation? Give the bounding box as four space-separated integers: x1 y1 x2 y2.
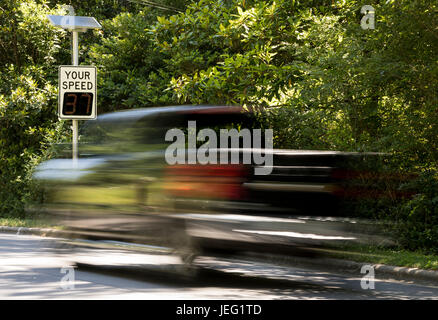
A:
0 0 437 251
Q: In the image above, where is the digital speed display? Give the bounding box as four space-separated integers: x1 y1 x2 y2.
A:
62 92 94 116
58 66 97 119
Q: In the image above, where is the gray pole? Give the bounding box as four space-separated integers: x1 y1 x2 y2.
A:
47 7 101 167
72 30 79 165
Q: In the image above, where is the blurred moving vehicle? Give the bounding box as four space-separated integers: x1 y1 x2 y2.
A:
34 105 390 261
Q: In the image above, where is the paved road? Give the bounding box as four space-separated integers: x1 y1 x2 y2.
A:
1 233 438 299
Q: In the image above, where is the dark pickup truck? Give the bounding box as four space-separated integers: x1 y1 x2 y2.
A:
34 105 389 259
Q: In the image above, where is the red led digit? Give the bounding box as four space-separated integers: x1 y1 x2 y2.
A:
82 93 92 114
65 93 77 114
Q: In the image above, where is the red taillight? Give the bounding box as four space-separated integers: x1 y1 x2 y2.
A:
163 164 248 200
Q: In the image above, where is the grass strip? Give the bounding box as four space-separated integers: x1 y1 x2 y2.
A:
321 245 438 270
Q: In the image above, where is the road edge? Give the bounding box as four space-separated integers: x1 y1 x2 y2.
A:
0 225 68 238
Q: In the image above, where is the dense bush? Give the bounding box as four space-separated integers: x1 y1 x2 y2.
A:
0 1 70 217
0 71 64 217
88 10 175 112
389 171 438 253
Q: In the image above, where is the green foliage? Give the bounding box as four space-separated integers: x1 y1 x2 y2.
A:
389 171 438 253
152 0 309 106
0 71 65 217
1 0 437 252
88 10 175 112
129 0 437 167
0 1 70 217
85 1 193 112
0 0 69 75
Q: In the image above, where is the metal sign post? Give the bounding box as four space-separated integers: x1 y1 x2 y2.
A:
47 11 101 166
72 30 79 164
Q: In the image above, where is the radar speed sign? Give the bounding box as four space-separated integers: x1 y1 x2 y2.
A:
58 65 97 119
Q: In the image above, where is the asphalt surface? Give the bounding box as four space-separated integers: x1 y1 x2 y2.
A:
1 233 438 299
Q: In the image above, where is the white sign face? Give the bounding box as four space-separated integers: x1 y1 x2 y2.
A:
58 65 97 119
